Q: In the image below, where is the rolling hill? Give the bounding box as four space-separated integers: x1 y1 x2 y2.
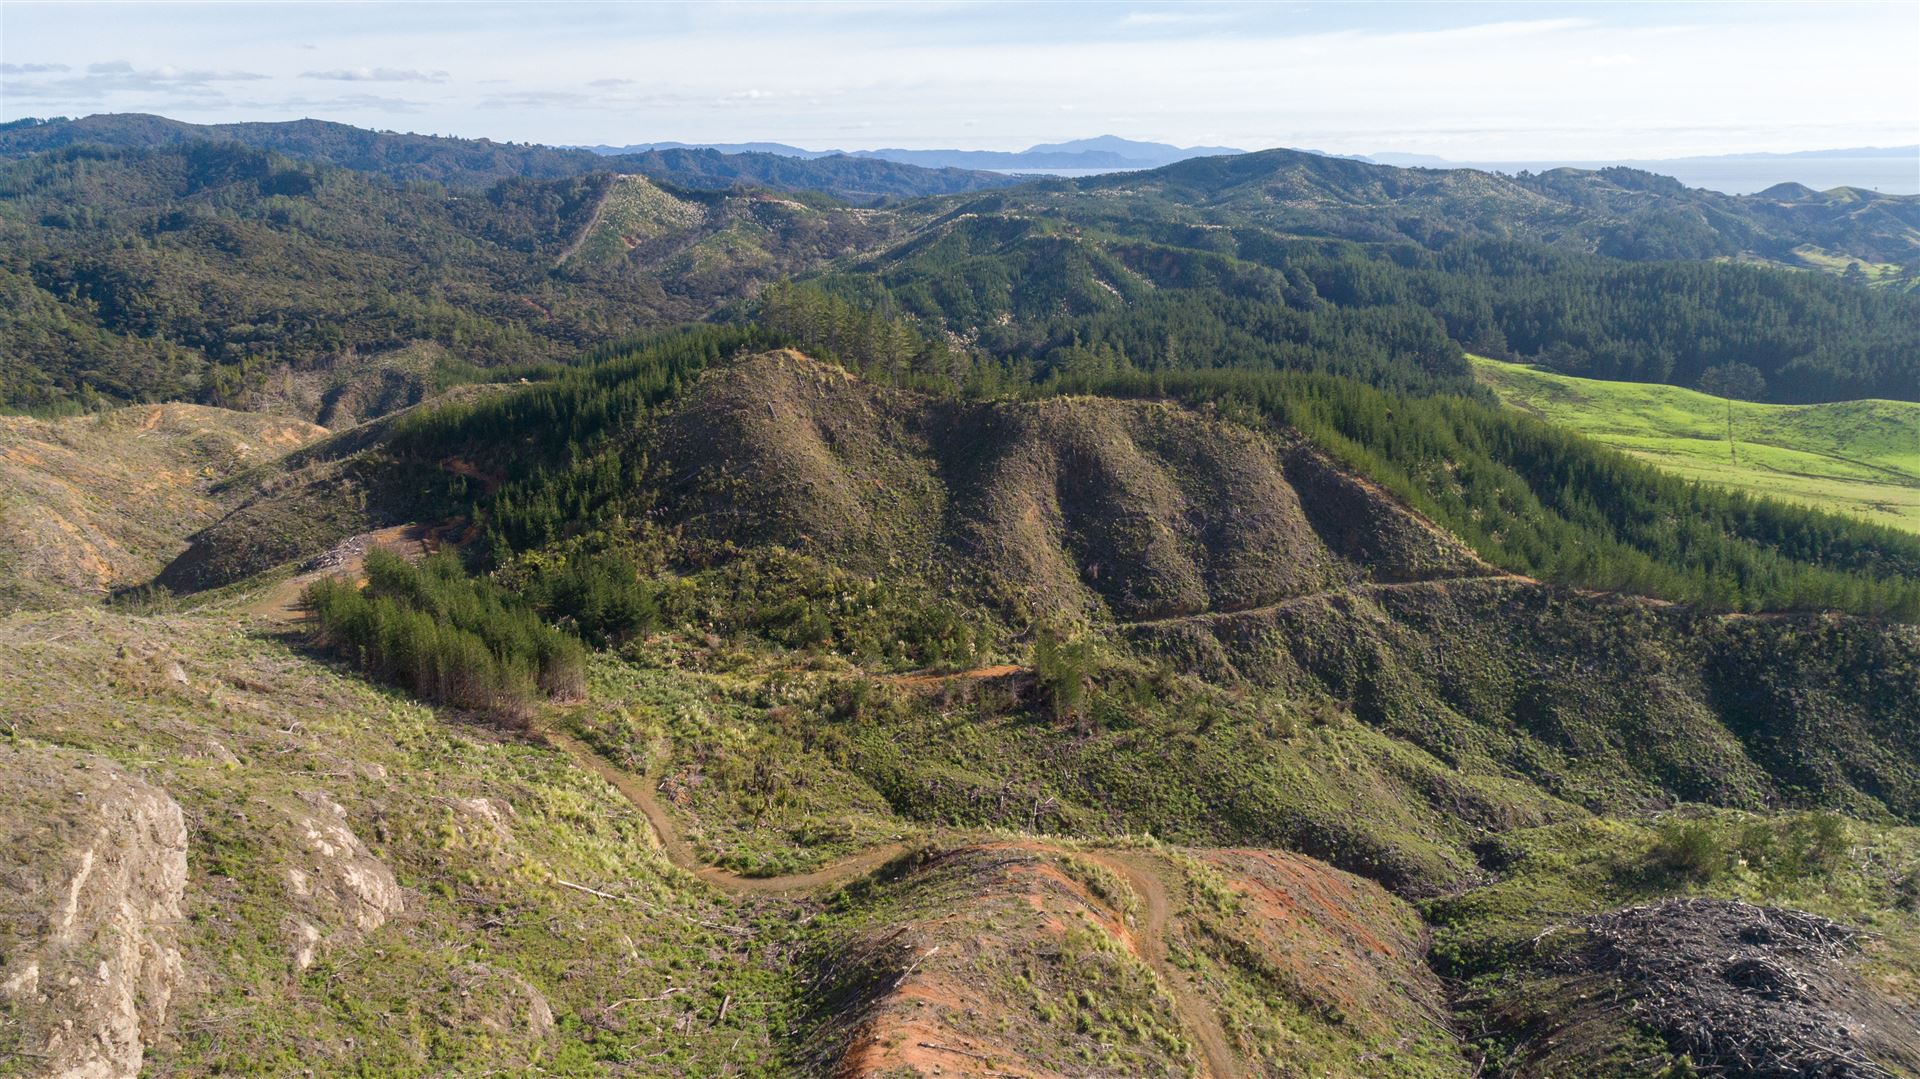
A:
0 143 912 413
587 135 1253 171
1474 355 1920 535
6 114 1920 418
0 114 1020 203
1068 147 1920 270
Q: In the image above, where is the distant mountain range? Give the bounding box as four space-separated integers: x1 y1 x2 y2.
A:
1370 146 1920 166
575 133 1917 192
14 115 1904 195
578 135 1246 172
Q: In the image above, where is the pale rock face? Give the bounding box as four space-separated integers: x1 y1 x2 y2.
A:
288 920 324 973
195 740 242 767
0 745 189 1079
452 795 517 851
279 790 404 968
449 963 556 1040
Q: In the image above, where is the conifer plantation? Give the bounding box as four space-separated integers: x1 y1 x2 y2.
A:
304 550 586 715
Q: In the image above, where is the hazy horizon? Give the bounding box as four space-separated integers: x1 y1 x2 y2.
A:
4 1 1917 162
10 116 1918 165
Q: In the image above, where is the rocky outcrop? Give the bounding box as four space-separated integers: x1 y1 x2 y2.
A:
0 745 189 1079
447 964 555 1040
281 791 405 971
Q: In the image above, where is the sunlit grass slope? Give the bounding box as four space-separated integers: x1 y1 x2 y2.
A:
1472 354 1920 535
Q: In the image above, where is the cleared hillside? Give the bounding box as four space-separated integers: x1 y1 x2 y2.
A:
655 350 1490 621
0 403 325 610
1474 355 1920 534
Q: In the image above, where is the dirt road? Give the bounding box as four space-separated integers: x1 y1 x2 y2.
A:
1081 850 1243 1079
539 728 911 896
255 535 1240 1075
1116 573 1534 630
543 728 1244 1077
884 663 1025 688
246 524 439 622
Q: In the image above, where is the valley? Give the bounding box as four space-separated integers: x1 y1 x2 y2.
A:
2 107 1918 1079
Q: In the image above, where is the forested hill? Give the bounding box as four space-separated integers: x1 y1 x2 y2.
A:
827 205 1920 403
0 114 1019 203
1007 146 1920 273
6 114 1920 414
0 143 915 413
15 115 1916 271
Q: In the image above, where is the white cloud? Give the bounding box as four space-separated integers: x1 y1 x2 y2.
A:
301 67 449 83
2 59 268 106
1116 11 1232 29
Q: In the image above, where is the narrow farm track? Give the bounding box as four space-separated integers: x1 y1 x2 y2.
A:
542 728 1246 1077
1115 572 1535 630
245 523 439 622
252 535 1330 1077
551 182 615 267
884 662 1025 688
538 728 911 896
1082 850 1243 1079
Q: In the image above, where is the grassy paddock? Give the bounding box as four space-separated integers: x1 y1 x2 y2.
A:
1472 354 1920 534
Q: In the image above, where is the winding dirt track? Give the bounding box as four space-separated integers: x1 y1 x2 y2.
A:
1115 573 1533 629
540 727 1244 1077
257 548 1245 1074
538 728 911 895
1081 850 1243 1079
884 663 1024 688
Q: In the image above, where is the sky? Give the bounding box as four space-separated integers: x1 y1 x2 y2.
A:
2 1 1916 160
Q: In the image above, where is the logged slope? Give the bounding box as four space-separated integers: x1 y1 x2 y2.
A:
158 348 1490 609
379 349 1917 893
153 384 510 593
808 844 1460 1078
0 403 325 609
0 607 802 1078
1128 578 1920 823
5 339 1919 1075
655 351 1489 621
1474 355 1920 534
